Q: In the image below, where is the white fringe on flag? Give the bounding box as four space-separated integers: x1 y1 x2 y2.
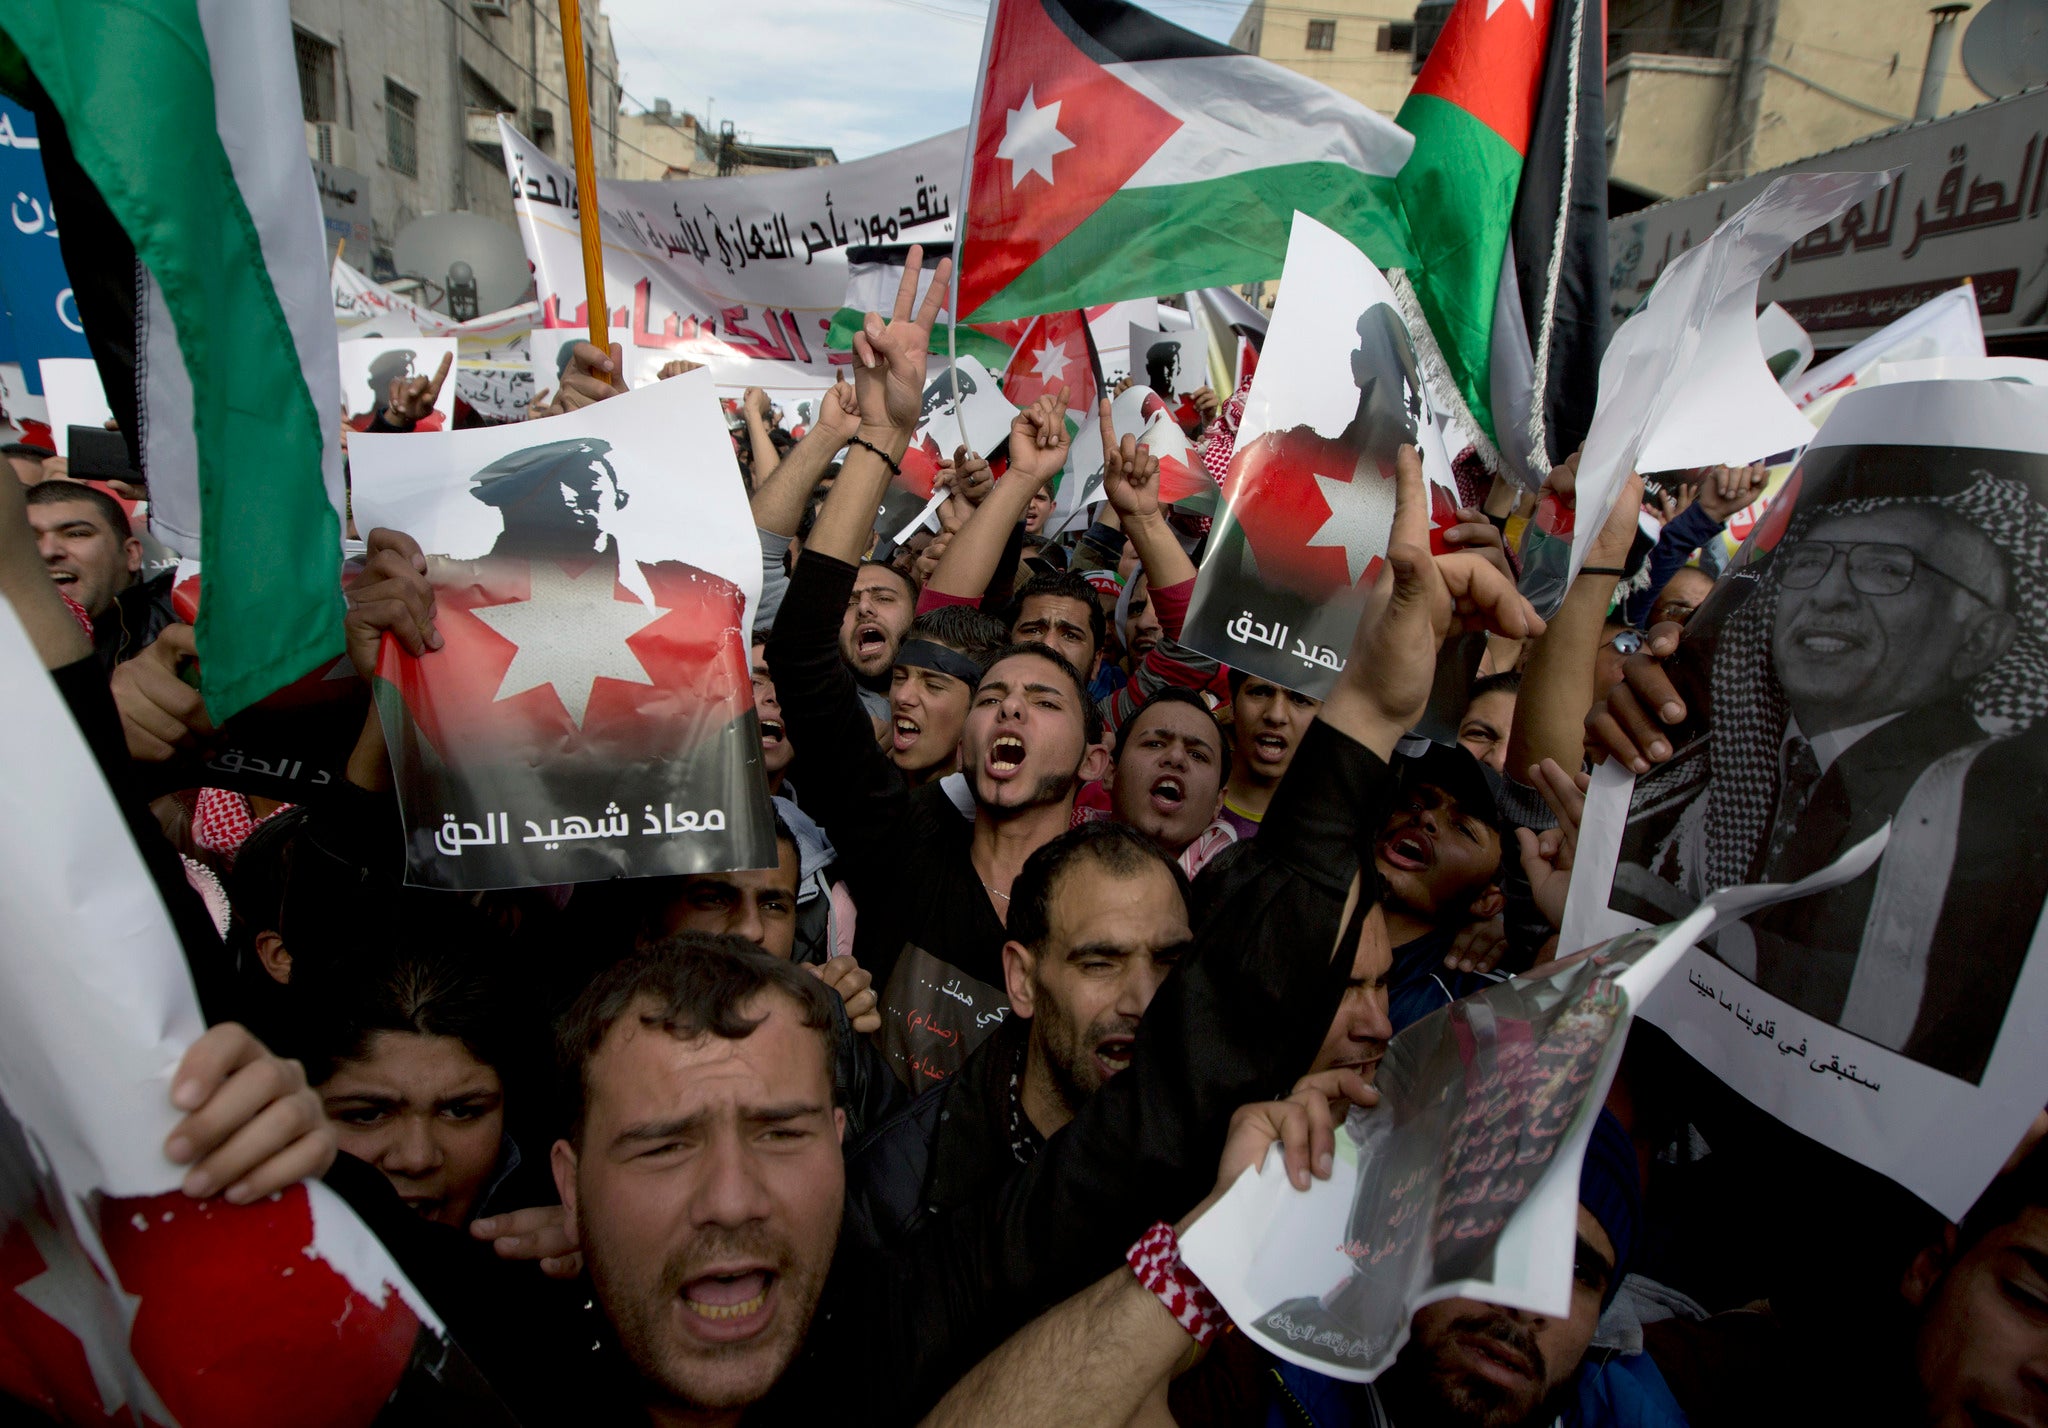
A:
1389 267 1502 475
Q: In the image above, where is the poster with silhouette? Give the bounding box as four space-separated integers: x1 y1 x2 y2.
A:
1182 213 1459 699
349 371 771 889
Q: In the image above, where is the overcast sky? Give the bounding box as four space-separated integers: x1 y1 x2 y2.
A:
603 0 1248 160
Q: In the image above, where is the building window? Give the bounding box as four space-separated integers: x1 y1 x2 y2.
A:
1377 21 1414 52
1306 19 1335 50
385 80 418 178
294 28 336 124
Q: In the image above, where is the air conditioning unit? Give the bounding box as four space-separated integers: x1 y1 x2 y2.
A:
305 120 359 171
472 0 511 13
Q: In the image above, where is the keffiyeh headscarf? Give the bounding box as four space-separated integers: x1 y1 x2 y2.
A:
1639 473 2048 895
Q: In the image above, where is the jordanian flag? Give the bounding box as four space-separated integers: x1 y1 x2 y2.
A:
0 1 345 720
1394 0 1609 480
956 0 1415 323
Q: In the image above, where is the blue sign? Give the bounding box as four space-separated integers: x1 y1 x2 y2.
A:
0 99 91 394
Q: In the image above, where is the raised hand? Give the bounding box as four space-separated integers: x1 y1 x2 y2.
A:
657 359 703 381
1697 461 1770 522
165 1023 335 1204
1097 397 1161 523
110 624 214 762
384 351 452 428
1006 390 1071 486
555 341 628 411
852 243 952 434
816 375 861 443
1583 620 1688 773
472 1205 584 1279
345 527 441 680
1324 446 1545 756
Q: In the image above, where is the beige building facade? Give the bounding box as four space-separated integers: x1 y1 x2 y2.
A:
1607 0 1995 201
616 100 837 183
1229 0 1421 116
290 0 621 276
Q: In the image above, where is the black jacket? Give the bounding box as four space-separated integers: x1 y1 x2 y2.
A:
767 552 1014 1088
91 566 176 671
841 1013 1035 1253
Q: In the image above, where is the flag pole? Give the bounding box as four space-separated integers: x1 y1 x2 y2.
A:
558 0 609 352
948 0 1000 456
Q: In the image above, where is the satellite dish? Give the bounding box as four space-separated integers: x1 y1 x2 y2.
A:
393 212 532 315
1962 0 2048 99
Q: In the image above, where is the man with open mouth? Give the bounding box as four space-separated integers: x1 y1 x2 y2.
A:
1375 739 1511 1033
1105 686 1227 863
26 478 172 670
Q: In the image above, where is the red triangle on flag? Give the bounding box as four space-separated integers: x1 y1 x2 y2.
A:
958 0 1183 320
1000 310 1098 413
1410 0 1554 155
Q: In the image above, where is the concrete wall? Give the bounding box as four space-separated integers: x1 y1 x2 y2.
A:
1608 54 1732 197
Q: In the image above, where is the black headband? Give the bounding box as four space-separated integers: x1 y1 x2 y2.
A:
894 639 986 684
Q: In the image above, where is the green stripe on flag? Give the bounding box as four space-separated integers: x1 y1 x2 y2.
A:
1393 92 1525 448
825 307 1016 372
0 1 340 720
967 165 1413 324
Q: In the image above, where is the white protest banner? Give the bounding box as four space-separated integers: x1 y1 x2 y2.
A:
37 357 111 455
1571 170 1899 583
1562 378 2048 1220
0 601 513 1422
350 372 772 891
1182 212 1458 701
502 116 961 391
1184 844 1884 1381
339 337 458 429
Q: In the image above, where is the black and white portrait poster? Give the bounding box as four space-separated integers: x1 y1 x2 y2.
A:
1182 212 1459 700
1128 322 1205 428
1564 377 2048 1219
338 337 457 430
349 371 773 891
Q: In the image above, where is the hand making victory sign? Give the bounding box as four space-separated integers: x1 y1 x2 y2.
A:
852 242 953 438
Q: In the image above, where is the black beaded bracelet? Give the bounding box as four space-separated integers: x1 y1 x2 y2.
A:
1580 565 1628 578
847 435 902 478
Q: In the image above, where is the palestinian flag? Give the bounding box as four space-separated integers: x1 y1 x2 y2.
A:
0 0 345 720
956 0 1415 323
827 243 1017 371
1394 0 1610 481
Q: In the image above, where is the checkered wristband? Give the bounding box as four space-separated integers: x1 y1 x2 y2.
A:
1126 1221 1228 1346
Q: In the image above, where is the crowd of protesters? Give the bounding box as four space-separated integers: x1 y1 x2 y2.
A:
5 248 2046 1428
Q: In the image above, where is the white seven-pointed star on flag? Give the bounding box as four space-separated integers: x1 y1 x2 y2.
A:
471 560 668 728
997 88 1076 189
1306 467 1398 588
1485 0 1537 16
1031 338 1072 385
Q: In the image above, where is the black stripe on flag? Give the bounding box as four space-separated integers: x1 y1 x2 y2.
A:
1042 0 1237 67
1509 0 1610 466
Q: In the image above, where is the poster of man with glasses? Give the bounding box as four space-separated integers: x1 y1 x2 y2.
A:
1596 379 2048 1090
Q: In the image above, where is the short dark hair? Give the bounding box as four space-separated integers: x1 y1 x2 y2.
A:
556 933 840 1141
1 441 53 460
1009 571 1108 662
911 604 1007 666
980 640 1104 747
1113 685 1222 764
1465 670 1522 706
26 479 131 539
858 556 918 601
291 891 524 1089
1007 821 1188 953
